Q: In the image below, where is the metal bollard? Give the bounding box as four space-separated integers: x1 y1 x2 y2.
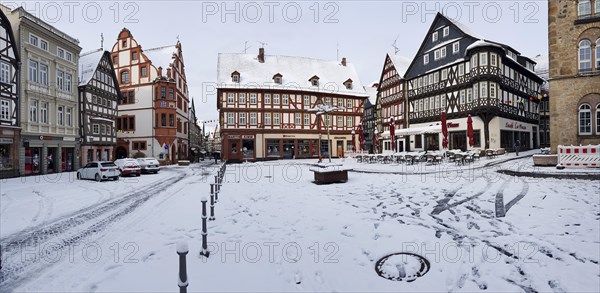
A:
176 241 189 293
209 191 215 221
200 197 210 257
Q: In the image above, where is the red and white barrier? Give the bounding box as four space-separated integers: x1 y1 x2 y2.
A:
557 145 600 168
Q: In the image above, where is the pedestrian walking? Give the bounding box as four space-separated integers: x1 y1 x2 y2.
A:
514 139 520 156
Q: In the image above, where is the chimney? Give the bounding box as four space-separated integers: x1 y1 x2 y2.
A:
341 57 347 66
167 68 172 79
158 66 163 77
258 48 265 63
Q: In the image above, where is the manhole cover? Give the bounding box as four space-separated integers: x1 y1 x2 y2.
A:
375 252 430 282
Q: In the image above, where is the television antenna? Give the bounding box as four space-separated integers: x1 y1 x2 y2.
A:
392 35 400 55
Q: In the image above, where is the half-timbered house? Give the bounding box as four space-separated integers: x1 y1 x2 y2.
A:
111 28 190 162
403 13 544 152
78 49 120 166
362 84 377 153
375 53 410 153
4 6 81 175
217 48 368 161
0 7 20 178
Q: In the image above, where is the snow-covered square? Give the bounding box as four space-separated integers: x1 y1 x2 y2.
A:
1 154 599 292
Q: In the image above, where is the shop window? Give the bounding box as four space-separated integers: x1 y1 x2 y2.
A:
414 134 423 148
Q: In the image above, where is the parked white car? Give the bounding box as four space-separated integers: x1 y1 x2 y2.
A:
77 161 120 182
136 158 160 174
114 158 141 177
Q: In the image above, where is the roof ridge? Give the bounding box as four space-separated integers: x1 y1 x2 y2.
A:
80 48 103 57
145 44 176 52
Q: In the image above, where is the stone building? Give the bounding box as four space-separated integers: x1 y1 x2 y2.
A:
548 0 600 151
4 6 82 175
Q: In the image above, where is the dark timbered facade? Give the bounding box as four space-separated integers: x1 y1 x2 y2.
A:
375 53 410 153
362 84 377 153
78 49 120 165
0 7 20 178
217 49 368 161
403 13 544 151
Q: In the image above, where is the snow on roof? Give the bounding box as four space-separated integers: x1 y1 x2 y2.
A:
387 53 411 78
144 45 176 68
423 37 462 54
217 53 367 97
78 49 103 86
364 85 377 105
465 40 504 52
446 16 483 39
533 54 549 80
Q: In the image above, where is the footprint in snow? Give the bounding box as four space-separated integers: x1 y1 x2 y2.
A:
314 271 324 284
294 271 302 284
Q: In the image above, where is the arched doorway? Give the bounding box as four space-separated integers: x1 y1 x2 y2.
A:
115 146 128 159
171 144 176 163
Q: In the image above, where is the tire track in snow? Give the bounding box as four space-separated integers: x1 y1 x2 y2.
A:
0 170 186 292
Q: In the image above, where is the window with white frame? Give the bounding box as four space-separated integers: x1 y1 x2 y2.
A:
304 113 309 125
460 90 466 105
424 54 429 65
273 113 280 125
274 94 280 104
250 113 257 125
597 39 600 69
264 94 271 104
40 101 48 124
29 34 38 46
232 75 239 83
430 96 434 109
441 47 446 58
28 60 38 83
453 42 460 54
250 93 257 104
57 48 64 59
596 104 600 134
337 98 343 108
282 94 289 105
579 104 592 134
337 116 343 127
424 97 429 110
227 93 234 104
480 53 488 66
264 113 271 125
0 99 10 121
39 64 48 85
435 95 440 109
347 99 352 109
579 40 592 71
434 50 441 60
56 70 64 91
0 62 10 84
227 113 234 124
295 113 301 125
66 107 72 126
458 63 464 76
432 31 438 42
441 69 448 80
346 116 352 127
239 113 246 124
65 73 72 92
467 88 473 103
471 55 478 69
597 0 600 14
433 72 439 83
57 106 64 125
239 93 246 104
65 51 72 62
579 0 591 16
40 40 48 51
93 124 99 134
490 83 496 98
101 124 106 135
443 26 449 37
441 95 446 109
491 54 497 66
303 95 309 106
29 100 38 122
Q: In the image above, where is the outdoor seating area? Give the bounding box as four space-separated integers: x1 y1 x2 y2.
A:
354 149 483 166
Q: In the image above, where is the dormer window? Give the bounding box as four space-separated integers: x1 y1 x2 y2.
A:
443 26 449 37
231 71 240 83
273 73 282 84
343 78 353 90
309 75 320 86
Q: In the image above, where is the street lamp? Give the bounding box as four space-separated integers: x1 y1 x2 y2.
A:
308 104 338 163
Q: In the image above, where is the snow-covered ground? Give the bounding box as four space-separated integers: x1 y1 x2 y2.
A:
1 157 598 292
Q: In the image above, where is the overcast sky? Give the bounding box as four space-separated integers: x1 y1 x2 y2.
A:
4 1 548 128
